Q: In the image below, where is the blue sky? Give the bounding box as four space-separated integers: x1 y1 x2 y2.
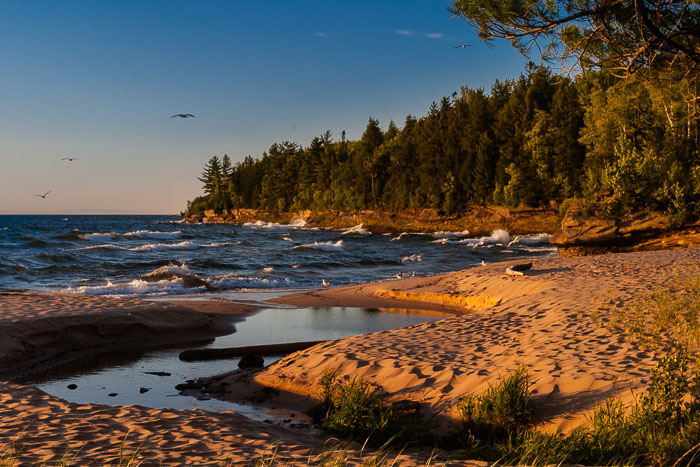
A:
0 1 529 214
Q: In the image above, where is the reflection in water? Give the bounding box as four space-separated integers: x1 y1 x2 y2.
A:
24 307 445 420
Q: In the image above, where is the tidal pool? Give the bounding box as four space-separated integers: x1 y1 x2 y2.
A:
24 306 446 420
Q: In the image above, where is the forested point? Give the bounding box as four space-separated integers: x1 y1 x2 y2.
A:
187 66 700 225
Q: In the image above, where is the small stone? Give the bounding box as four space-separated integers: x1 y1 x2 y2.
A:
139 387 150 394
108 393 118 397
67 383 77 390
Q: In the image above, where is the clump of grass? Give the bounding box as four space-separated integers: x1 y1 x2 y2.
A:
458 365 532 439
310 369 426 447
463 348 700 466
604 274 700 354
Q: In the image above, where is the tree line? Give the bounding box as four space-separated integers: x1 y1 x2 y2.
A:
188 65 699 222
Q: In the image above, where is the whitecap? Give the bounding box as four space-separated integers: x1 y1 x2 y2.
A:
431 230 470 239
61 278 194 296
73 244 126 251
341 224 370 235
243 220 284 230
292 240 344 252
452 229 511 248
401 253 423 263
123 230 183 240
129 241 195 252
507 233 552 247
289 217 307 227
208 273 282 289
201 241 235 248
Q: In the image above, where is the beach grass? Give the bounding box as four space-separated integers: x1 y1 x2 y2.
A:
310 369 428 447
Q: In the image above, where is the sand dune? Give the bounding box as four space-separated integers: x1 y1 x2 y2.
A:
0 247 698 463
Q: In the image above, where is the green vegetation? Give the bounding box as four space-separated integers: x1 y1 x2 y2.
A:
189 66 699 222
458 366 532 438
188 1 699 225
310 369 426 447
604 274 700 354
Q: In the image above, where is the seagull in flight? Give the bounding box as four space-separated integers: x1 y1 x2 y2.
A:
35 191 51 199
171 113 195 118
61 157 78 161
454 44 473 48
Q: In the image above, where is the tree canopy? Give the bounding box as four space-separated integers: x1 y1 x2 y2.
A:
188 66 700 223
450 0 700 103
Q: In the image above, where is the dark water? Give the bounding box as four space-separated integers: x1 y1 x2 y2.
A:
23 306 446 419
0 215 556 296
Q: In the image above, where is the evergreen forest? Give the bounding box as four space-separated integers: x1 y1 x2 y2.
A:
188 65 699 223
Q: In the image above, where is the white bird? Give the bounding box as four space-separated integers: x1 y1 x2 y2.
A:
171 113 195 118
481 260 488 266
322 278 329 287
454 44 473 48
61 157 78 161
35 191 51 199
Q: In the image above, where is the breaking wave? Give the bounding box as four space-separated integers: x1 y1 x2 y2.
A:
292 240 344 252
123 230 183 240
341 224 370 235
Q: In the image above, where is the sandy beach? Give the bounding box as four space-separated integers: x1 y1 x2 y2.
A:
1 247 699 464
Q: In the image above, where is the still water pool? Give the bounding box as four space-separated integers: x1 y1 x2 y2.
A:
24 306 446 421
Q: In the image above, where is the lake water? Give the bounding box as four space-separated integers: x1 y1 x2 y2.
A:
0 215 556 297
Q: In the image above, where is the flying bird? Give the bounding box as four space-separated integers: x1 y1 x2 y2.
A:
171 113 195 118
35 191 51 199
61 157 78 161
454 44 473 48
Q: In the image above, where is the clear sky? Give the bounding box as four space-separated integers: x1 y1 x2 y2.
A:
0 0 529 214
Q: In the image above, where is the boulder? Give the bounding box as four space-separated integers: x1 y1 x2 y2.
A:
238 354 264 369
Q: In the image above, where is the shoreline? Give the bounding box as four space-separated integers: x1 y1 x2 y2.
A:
1 247 699 463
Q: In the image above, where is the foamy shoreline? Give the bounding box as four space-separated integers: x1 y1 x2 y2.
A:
1 247 699 464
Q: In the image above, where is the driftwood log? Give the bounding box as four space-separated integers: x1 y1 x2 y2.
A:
179 340 327 362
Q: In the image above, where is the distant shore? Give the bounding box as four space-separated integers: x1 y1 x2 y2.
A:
1 246 699 463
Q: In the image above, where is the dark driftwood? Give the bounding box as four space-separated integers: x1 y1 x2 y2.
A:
178 340 327 362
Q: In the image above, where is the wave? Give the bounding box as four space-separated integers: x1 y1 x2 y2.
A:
141 264 209 288
243 220 286 230
123 230 183 240
208 273 289 290
292 240 344 252
289 217 307 227
401 253 423 263
431 230 470 239
200 241 236 248
73 241 195 252
81 232 117 242
62 278 195 296
507 233 552 247
129 241 195 252
341 224 370 235
389 232 429 242
434 229 512 248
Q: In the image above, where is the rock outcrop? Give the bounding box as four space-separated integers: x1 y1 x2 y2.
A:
551 204 700 251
